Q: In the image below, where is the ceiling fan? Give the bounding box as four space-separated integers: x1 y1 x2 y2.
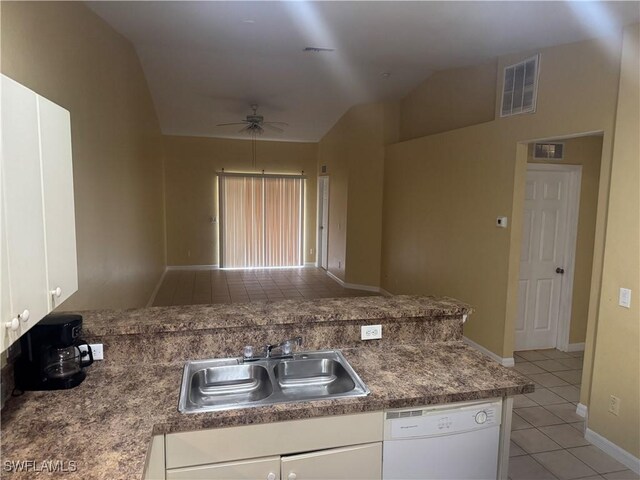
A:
217 104 288 134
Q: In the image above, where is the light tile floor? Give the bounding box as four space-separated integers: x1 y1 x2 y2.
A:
152 266 379 306
509 348 638 480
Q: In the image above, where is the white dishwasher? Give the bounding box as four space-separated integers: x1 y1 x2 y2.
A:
383 399 502 480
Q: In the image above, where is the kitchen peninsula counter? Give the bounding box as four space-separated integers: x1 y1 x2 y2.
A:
80 295 472 336
0 296 532 479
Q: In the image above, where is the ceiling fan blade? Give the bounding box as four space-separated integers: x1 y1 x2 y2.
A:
238 125 252 133
262 124 284 133
217 121 249 127
263 121 289 126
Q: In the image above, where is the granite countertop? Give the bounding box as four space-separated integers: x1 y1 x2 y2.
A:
80 295 472 336
0 342 532 480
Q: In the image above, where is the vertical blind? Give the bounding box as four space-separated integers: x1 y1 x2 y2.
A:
219 173 304 268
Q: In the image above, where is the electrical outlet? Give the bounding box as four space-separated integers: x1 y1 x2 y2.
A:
608 395 620 416
78 343 104 361
361 325 382 340
309 248 314 255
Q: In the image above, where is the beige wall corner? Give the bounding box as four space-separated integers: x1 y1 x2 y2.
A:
318 102 398 286
383 35 622 358
1 2 166 310
163 136 317 266
587 22 640 461
399 61 497 142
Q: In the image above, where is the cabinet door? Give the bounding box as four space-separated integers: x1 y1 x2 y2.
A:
38 95 78 309
0 200 15 351
1 75 48 343
281 442 382 480
166 456 280 480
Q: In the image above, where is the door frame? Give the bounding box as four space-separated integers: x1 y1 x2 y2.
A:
316 176 330 269
521 163 582 351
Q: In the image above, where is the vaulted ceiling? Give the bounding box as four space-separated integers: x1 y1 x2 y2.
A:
88 1 639 142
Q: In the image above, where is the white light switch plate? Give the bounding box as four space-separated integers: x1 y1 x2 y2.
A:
619 288 632 308
78 343 104 360
361 325 382 340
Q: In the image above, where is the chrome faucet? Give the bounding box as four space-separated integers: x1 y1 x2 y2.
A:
242 336 303 361
266 336 303 358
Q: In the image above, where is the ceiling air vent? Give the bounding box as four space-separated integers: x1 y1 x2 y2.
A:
303 47 335 53
534 142 564 160
501 54 540 117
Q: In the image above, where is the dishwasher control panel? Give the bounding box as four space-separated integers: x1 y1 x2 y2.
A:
384 399 501 439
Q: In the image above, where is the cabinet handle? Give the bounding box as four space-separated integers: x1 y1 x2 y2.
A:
288 473 297 480
18 309 29 322
51 287 62 298
267 474 276 480
5 317 19 331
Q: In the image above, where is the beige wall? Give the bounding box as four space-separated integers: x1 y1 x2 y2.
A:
399 61 497 142
528 136 603 344
382 35 621 359
317 102 398 285
587 23 639 459
163 135 317 266
1 2 165 310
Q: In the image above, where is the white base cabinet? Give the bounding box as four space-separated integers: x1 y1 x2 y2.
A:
153 412 384 480
281 442 382 480
166 456 280 480
1 74 78 352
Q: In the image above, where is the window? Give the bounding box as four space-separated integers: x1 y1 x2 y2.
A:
219 173 304 268
501 54 540 117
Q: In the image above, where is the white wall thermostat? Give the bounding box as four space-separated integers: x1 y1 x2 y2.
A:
496 217 508 228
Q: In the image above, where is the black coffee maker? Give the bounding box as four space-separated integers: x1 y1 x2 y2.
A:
14 313 94 391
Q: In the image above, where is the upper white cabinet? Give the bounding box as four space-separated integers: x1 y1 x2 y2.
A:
0 75 78 352
38 95 78 309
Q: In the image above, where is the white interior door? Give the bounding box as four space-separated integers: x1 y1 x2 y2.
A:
317 176 329 270
516 168 573 351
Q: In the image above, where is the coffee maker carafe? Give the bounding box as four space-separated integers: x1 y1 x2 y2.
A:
14 314 93 391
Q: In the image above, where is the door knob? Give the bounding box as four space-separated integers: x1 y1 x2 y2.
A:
556 267 565 274
267 473 276 480
18 309 29 322
51 287 62 297
288 473 297 480
5 317 19 331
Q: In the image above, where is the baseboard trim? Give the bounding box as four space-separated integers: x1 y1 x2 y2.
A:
326 271 382 293
146 267 168 307
166 265 219 271
576 403 588 418
585 428 640 474
304 262 316 267
566 342 585 352
378 288 393 297
463 337 515 367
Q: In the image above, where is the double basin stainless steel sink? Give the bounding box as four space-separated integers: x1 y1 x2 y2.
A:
178 350 369 413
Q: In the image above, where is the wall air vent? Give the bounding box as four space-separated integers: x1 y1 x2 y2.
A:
501 54 540 117
534 142 564 160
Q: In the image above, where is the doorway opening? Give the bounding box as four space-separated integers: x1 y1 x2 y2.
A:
515 135 603 353
317 176 329 270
